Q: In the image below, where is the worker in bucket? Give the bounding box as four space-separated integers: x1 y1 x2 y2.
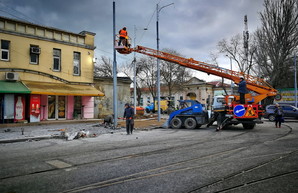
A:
123 103 134 135
237 76 247 104
118 27 128 47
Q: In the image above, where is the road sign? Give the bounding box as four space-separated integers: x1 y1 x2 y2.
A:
233 105 246 117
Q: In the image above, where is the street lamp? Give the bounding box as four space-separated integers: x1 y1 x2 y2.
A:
226 55 233 94
133 25 147 114
156 2 174 121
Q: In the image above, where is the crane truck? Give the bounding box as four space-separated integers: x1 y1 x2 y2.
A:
115 43 279 130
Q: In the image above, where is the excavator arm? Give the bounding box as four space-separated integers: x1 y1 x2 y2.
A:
129 45 278 104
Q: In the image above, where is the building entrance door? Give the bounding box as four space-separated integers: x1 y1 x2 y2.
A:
48 95 66 120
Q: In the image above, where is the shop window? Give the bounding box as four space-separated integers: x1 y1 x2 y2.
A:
1 40 10 61
48 95 66 119
73 52 81 75
30 45 40 64
73 96 82 118
53 48 61 71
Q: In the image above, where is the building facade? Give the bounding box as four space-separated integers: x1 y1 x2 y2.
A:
135 77 231 110
0 16 103 123
94 76 132 118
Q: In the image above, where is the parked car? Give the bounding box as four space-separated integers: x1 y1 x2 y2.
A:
264 104 298 121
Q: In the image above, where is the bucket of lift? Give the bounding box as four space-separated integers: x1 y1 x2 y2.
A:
115 35 133 54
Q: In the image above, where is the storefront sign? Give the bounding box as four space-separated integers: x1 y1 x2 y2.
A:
30 95 41 122
14 95 25 121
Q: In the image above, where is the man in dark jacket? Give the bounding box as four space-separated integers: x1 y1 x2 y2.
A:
124 103 134 134
237 77 247 104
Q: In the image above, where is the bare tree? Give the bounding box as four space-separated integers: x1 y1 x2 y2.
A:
160 48 192 98
94 56 114 77
136 56 158 104
121 60 144 106
217 34 256 75
255 0 298 88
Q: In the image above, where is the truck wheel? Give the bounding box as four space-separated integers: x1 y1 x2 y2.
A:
170 117 182 129
268 114 275 122
184 117 197 129
242 123 256 129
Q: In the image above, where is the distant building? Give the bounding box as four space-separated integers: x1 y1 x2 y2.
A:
0 16 103 123
133 77 232 110
94 76 132 118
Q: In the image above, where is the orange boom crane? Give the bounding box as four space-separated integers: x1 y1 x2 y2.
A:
116 44 279 130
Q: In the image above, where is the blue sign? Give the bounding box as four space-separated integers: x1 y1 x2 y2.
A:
233 105 246 117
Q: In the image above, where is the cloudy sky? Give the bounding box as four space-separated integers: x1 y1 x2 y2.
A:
0 0 265 80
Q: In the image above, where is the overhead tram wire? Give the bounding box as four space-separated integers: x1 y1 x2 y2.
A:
137 8 156 45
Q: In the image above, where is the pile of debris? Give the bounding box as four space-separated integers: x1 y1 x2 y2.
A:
60 129 96 141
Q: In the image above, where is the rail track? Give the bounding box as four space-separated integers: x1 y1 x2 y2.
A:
0 124 294 193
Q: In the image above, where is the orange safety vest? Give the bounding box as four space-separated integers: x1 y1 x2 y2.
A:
119 29 127 38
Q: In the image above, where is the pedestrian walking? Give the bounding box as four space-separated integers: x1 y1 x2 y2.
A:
274 103 284 128
237 76 247 104
124 103 134 135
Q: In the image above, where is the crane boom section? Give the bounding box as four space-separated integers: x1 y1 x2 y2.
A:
133 45 277 100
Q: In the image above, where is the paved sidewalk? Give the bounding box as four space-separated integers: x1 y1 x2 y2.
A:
0 119 126 143
0 118 166 143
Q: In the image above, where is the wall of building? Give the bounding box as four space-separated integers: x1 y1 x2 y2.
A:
0 16 99 123
94 77 131 118
0 32 94 83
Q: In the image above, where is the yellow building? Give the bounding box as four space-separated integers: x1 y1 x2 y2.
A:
0 16 103 123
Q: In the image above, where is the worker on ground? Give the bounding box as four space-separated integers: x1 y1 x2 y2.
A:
124 103 134 135
103 114 114 128
118 27 128 47
237 77 247 104
274 103 284 128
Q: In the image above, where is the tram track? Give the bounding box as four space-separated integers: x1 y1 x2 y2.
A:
0 128 252 181
1 124 293 193
56 125 293 193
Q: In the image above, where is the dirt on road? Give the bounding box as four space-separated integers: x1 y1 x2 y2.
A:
117 118 167 129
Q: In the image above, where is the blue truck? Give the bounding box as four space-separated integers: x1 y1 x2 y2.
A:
168 100 209 129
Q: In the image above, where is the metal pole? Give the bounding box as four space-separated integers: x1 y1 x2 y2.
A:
133 25 137 114
156 4 161 121
294 54 297 107
156 2 174 122
230 57 233 94
113 1 118 127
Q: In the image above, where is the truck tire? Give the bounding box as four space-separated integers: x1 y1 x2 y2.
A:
170 117 182 129
184 117 197 129
242 123 256 129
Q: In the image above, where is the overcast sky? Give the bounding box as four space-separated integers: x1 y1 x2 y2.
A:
0 0 265 80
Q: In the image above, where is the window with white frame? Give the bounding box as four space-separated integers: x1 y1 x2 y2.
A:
73 52 81 75
30 45 40 64
1 40 10 61
53 48 61 71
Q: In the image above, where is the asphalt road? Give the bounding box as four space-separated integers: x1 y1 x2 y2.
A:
0 120 297 193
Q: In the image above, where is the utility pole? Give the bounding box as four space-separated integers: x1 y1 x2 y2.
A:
112 1 118 127
133 26 147 114
156 2 174 121
243 15 249 69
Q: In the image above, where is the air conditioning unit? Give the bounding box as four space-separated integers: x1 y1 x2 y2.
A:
30 47 41 54
5 72 19 81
